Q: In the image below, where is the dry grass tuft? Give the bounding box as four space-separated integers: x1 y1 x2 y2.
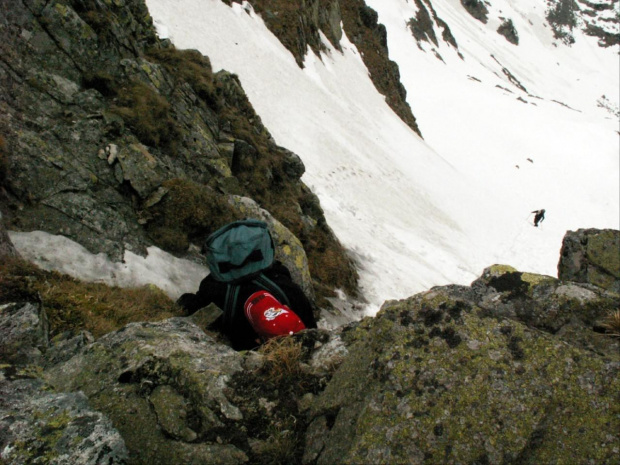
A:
145 178 238 252
147 47 220 108
600 310 620 338
258 336 305 385
0 257 182 338
111 80 181 152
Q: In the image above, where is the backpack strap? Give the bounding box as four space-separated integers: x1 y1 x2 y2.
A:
252 273 290 307
223 283 241 330
222 272 290 329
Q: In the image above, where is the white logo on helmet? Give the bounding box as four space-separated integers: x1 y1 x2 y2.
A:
264 307 289 321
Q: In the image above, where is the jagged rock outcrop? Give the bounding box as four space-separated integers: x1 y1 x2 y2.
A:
0 0 358 305
339 0 421 136
44 318 251 464
231 0 421 137
460 0 489 24
1 230 618 465
547 0 620 46
407 0 459 54
226 0 343 68
0 301 49 365
558 228 620 293
497 18 519 45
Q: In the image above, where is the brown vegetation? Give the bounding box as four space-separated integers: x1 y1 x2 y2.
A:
147 47 220 107
0 257 181 338
258 336 305 384
145 178 238 253
600 310 620 338
111 80 182 152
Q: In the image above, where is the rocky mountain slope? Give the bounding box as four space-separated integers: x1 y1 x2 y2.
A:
0 0 359 309
1 228 618 464
1 1 619 463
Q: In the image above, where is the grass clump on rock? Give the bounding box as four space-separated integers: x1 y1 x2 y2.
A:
145 178 238 253
111 80 181 152
147 47 220 107
600 310 620 338
0 257 181 338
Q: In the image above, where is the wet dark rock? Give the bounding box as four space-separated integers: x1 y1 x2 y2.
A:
497 18 519 45
0 214 20 259
460 0 489 24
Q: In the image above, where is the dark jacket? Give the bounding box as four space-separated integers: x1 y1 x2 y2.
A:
178 261 316 350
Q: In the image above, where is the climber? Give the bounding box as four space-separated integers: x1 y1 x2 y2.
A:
177 220 316 350
532 209 546 227
178 259 316 350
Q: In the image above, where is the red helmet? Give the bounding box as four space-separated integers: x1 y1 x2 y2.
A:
244 291 306 340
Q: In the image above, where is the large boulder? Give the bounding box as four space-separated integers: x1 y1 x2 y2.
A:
472 264 619 355
0 298 128 464
43 315 341 464
44 318 249 465
303 268 619 464
558 229 620 293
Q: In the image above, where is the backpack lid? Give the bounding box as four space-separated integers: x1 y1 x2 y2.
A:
205 219 275 283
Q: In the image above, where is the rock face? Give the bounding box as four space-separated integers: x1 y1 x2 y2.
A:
558 228 620 293
1 230 618 465
0 0 358 303
236 0 422 136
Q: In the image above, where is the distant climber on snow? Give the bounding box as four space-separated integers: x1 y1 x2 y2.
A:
177 219 316 350
532 209 546 227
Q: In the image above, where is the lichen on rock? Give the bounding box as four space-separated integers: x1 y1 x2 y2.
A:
304 283 620 464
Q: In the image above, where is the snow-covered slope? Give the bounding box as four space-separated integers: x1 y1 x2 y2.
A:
145 0 618 315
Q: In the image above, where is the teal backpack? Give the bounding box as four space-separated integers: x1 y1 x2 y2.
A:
204 220 290 328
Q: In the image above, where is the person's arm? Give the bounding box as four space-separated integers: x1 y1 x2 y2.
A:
177 274 226 314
